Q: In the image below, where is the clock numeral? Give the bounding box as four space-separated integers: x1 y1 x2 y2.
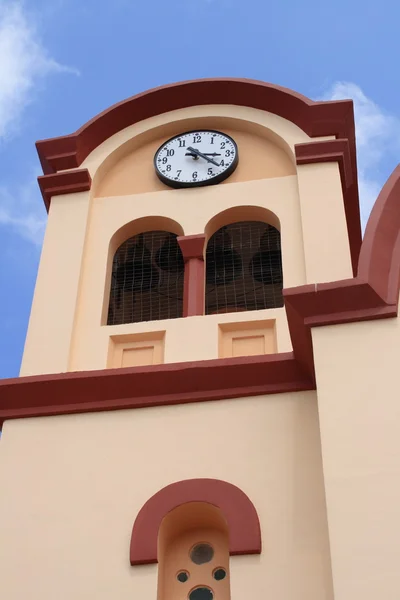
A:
166 165 172 172
166 149 175 157
162 157 168 164
210 137 215 145
193 135 202 144
220 160 225 167
225 150 231 157
176 170 182 177
192 171 198 180
178 139 186 148
207 168 213 175
220 142 226 149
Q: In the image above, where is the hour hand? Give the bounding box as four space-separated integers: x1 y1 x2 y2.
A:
185 152 221 157
186 146 220 167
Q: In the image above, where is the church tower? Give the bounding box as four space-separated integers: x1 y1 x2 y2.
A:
1 79 400 600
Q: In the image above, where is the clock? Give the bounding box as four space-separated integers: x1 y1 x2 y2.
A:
154 130 238 188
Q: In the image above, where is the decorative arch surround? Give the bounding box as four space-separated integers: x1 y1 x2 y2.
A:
130 478 262 565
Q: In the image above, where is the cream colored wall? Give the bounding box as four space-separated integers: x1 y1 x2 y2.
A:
20 191 91 376
296 162 353 282
0 390 333 600
21 103 350 376
312 316 400 600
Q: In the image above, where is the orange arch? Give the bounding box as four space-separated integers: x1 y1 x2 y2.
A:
130 478 261 565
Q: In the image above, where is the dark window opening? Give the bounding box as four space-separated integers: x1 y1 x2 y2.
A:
205 221 283 315
107 231 184 325
213 568 226 581
189 588 213 600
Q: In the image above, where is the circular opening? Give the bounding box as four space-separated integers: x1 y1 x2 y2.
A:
190 543 214 565
213 568 227 581
177 571 190 583
189 587 213 600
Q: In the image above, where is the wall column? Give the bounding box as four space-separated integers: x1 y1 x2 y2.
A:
177 234 206 317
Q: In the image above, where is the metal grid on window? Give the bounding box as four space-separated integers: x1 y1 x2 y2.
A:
205 221 283 315
107 231 184 325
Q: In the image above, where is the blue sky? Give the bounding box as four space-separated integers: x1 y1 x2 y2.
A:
0 0 399 379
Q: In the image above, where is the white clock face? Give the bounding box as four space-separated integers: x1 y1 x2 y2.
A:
154 130 238 188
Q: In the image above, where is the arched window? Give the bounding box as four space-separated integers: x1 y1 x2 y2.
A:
157 503 230 600
205 221 283 315
107 230 184 325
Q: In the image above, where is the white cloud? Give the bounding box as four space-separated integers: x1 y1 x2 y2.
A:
0 173 46 245
319 82 400 228
0 1 77 245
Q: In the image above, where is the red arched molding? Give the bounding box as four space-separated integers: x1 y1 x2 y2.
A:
358 164 400 305
36 78 356 175
130 478 261 565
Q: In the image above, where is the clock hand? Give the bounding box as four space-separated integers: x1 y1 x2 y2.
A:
185 152 221 157
187 146 220 167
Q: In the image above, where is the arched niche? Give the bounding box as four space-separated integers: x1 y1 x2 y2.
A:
92 115 296 198
157 503 230 600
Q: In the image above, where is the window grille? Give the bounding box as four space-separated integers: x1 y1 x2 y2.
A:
107 231 184 325
205 221 283 315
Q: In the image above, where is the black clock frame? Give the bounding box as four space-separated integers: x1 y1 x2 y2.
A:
154 129 239 189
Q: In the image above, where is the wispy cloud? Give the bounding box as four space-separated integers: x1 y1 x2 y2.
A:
0 173 46 245
0 1 78 245
319 82 400 228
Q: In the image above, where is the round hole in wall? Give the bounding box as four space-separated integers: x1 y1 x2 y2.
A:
190 543 214 565
177 571 190 583
189 587 213 600
213 568 227 581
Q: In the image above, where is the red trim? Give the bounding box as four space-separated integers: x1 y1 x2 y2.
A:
38 169 92 211
295 139 358 275
358 164 400 305
130 479 261 565
178 235 206 317
0 353 312 427
35 78 361 271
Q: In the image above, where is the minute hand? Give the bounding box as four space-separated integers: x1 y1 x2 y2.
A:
187 146 220 167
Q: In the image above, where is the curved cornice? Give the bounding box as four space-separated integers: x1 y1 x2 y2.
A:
36 78 357 175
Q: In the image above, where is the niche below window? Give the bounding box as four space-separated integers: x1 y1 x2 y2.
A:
107 331 165 369
218 319 276 359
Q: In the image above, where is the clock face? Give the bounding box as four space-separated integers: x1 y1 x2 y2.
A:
154 130 238 188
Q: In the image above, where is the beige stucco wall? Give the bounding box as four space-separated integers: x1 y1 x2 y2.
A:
20 191 91 376
21 103 351 376
313 316 400 600
0 390 333 600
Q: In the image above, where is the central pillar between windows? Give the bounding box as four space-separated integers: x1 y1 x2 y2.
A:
177 234 206 317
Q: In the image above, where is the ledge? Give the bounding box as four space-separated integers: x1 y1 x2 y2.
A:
38 169 92 211
0 353 313 426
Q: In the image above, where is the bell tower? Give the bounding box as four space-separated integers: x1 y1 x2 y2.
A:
1 79 400 600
